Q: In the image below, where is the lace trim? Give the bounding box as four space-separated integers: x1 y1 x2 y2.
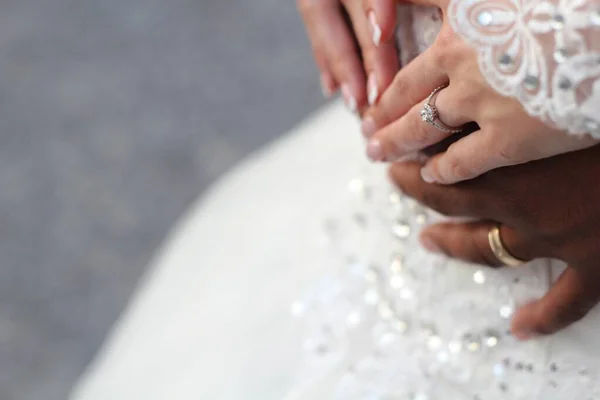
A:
447 0 600 138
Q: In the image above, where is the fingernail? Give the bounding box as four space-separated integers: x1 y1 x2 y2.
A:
368 11 382 47
341 83 357 113
513 330 538 341
420 236 442 254
367 73 378 106
361 116 376 138
420 166 437 183
320 73 333 98
366 139 383 162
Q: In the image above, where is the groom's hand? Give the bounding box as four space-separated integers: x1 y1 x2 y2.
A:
389 145 600 339
297 0 399 114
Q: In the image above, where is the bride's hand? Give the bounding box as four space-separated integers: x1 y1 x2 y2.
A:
389 145 600 339
297 0 399 113
360 0 598 184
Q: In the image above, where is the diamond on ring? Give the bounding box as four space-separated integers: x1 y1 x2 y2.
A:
421 85 464 134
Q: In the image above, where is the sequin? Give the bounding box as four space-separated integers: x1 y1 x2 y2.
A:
415 213 428 225
550 13 565 29
473 270 486 284
484 330 500 348
494 363 506 377
558 77 572 90
427 335 443 350
554 48 569 63
477 11 493 26
500 304 514 319
392 220 411 239
523 75 539 90
463 333 481 352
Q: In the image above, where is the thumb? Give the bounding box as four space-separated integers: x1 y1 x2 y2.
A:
511 266 600 340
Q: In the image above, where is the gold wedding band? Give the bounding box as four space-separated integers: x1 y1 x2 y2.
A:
488 224 527 267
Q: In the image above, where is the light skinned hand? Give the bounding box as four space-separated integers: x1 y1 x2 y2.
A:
297 0 400 114
359 0 598 184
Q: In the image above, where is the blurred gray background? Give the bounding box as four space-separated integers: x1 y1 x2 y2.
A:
0 1 326 398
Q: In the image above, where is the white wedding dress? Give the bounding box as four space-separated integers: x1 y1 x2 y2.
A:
71 2 600 399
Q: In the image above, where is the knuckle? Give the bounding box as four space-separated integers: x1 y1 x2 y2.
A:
444 154 471 183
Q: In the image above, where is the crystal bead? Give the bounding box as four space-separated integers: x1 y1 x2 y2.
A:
498 54 513 69
558 76 572 90
494 363 506 377
473 270 486 284
415 213 428 225
591 9 600 25
348 178 367 196
427 335 443 350
523 75 539 90
500 304 514 319
477 11 493 26
389 191 402 205
462 333 482 353
390 255 405 273
484 330 500 348
554 48 569 63
393 220 411 239
550 13 565 29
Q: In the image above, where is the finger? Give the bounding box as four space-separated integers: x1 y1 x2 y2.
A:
367 84 473 161
388 161 489 217
511 267 600 339
343 0 399 107
361 48 447 139
298 0 367 112
315 52 339 98
362 0 397 45
419 221 541 266
420 128 523 184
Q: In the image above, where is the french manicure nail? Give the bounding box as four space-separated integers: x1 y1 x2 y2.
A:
420 236 442 254
320 73 333 98
361 117 376 138
366 139 383 162
513 330 537 341
420 166 437 183
367 73 378 106
341 83 357 113
368 11 382 47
